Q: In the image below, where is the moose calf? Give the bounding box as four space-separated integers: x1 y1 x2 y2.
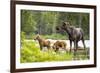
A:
52 41 67 52
34 35 51 50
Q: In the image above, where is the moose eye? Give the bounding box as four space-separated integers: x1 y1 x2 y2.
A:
56 27 60 30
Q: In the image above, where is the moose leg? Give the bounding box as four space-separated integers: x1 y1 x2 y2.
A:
82 39 86 51
76 42 78 59
47 46 51 50
82 39 89 58
40 45 43 50
82 39 86 49
73 40 77 60
55 48 59 52
70 40 72 52
82 38 86 49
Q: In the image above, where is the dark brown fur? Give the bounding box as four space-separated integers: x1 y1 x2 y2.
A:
56 22 86 56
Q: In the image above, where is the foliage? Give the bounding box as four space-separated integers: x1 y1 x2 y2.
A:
43 33 68 40
21 10 89 40
24 33 68 40
21 31 26 46
20 40 73 63
21 10 37 35
21 40 89 63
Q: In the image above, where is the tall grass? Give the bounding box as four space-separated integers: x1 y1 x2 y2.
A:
20 40 73 63
20 32 89 63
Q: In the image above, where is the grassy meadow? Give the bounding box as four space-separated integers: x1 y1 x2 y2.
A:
20 35 89 63
20 40 73 63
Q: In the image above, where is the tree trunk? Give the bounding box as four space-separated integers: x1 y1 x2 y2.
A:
79 13 82 28
52 12 59 33
38 12 44 34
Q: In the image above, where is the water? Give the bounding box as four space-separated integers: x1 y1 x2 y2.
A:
28 39 90 49
47 39 90 48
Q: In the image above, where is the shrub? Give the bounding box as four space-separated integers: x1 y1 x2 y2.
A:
43 33 68 40
20 40 89 63
20 40 73 63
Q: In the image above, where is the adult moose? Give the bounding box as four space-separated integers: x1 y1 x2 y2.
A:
56 22 86 56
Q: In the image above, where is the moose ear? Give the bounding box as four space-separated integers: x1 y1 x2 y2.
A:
36 34 40 38
63 22 67 26
63 22 70 26
67 22 70 25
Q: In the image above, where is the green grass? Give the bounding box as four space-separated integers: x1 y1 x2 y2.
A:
20 40 89 63
20 40 73 63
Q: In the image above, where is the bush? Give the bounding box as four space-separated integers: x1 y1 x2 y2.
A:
21 31 26 41
26 33 36 39
20 40 73 63
24 33 68 40
43 33 68 40
21 39 89 63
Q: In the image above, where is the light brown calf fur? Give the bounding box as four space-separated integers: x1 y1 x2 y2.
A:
34 35 51 50
52 41 67 52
